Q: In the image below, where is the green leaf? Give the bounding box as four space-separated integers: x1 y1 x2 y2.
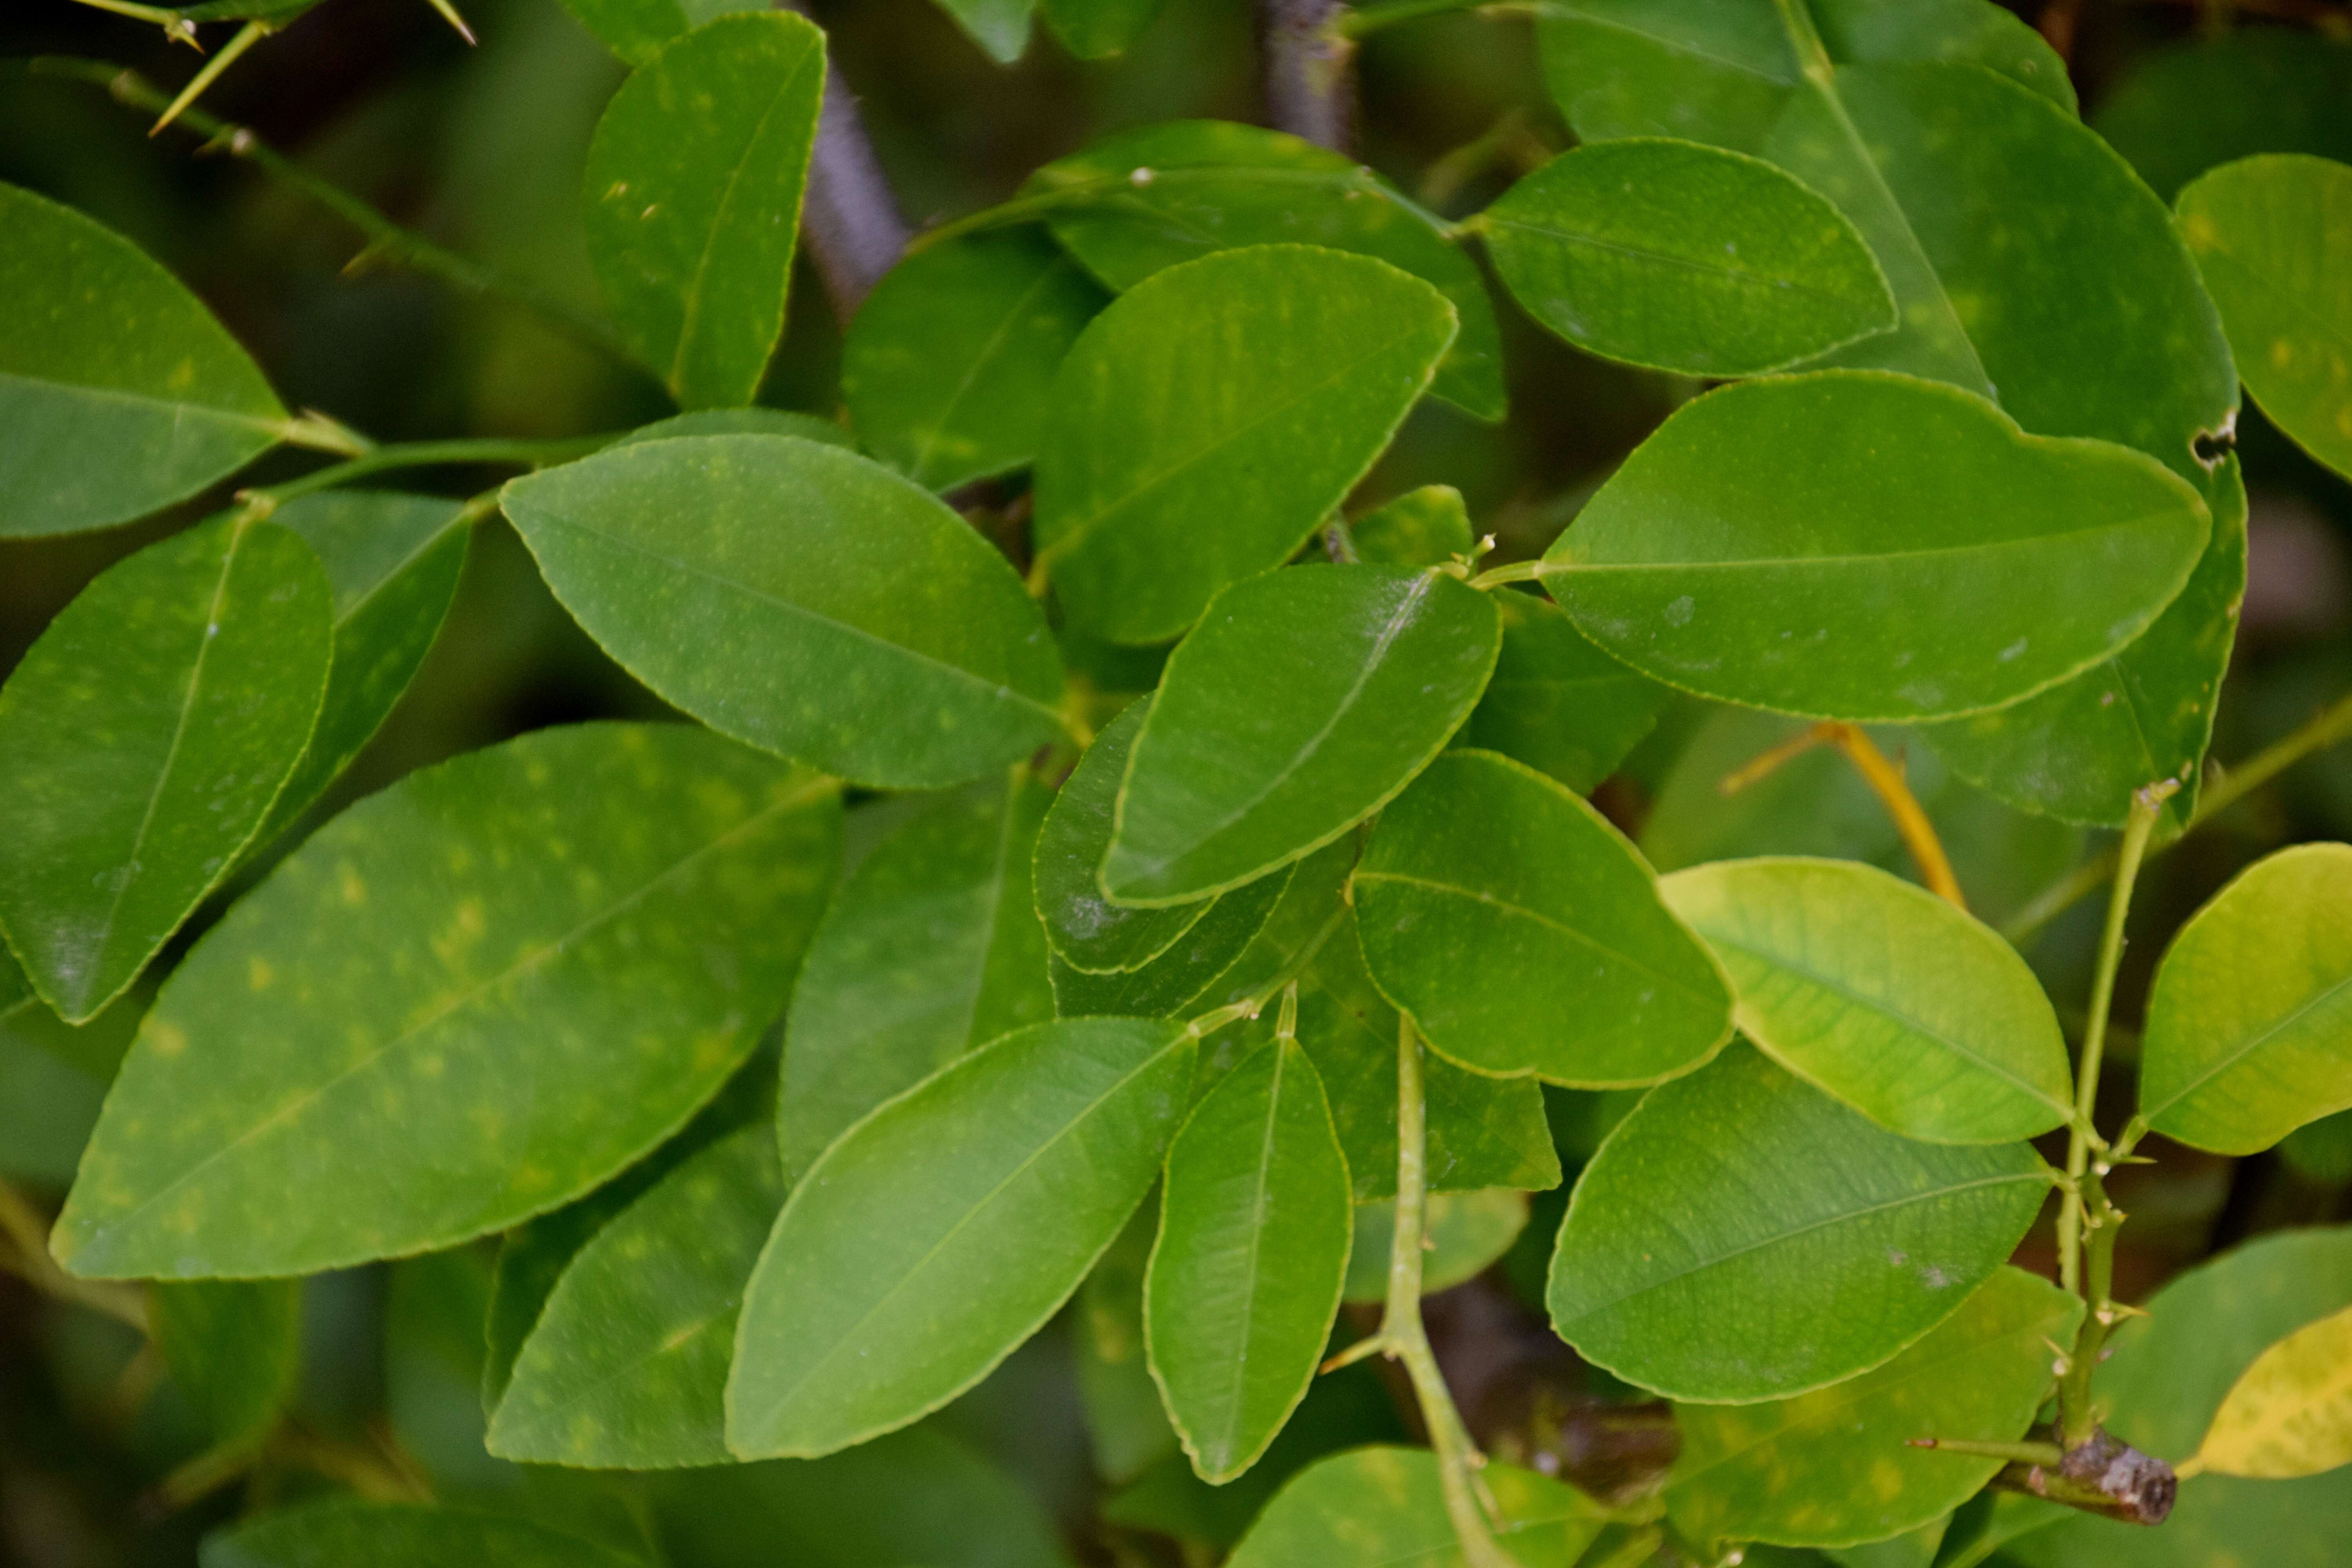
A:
151 1278 303 1454
778 774 1055 1178
1539 372 2210 722
199 1500 644 1568
258 491 471 845
1226 1446 1608 1568
1147 1038 1352 1482
1036 698 1220 974
1049 864 1293 1019
2281 1110 2352 1186
1076 1206 1182 1483
2180 154 2352 483
1104 565 1501 904
581 12 824 408
54 723 838 1279
845 229 1107 492
1461 592 1669 795
610 407 852 448
1655 857 2073 1144
1664 1267 2079 1547
552 0 769 67
0 988 121 1186
1026 122 1504 421
1034 248 1459 645
1546 1043 2051 1402
1342 1188 1528 1304
488 1124 780 1467
1353 486 1475 570
2136 842 2352 1155
2195 1302 2352 1480
0 183 288 538
0 512 332 1022
2004 1228 2352 1568
1041 0 1163 57
729 1016 1195 1457
1480 138 1895 376
1914 455 2247 832
2094 27 2352 203
934 0 1034 63
1356 750 1732 1085
502 434 1066 788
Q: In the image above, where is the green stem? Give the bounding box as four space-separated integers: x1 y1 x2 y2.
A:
24 57 639 369
1466 560 1545 591
250 435 620 507
65 0 201 42
2003 690 2352 946
1769 0 1838 82
1183 908 1350 1040
1330 0 1490 37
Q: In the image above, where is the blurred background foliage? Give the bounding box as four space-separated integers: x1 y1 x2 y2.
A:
2 1 2351 1563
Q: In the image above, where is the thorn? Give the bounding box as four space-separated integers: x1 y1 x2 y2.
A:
151 19 270 136
422 0 478 44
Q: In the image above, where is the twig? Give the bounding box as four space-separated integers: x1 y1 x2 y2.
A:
1719 721 1965 911
2002 690 2352 945
63 0 201 46
777 2 910 323
1262 0 1356 151
0 1180 149 1333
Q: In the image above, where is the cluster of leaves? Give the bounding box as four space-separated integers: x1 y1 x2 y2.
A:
4 1 2352 1566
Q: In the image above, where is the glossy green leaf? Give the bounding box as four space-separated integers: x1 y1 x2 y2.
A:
1104 565 1500 904
2005 1228 2352 1568
779 774 1054 1178
729 1016 1194 1457
1034 248 1458 644
1461 592 1668 795
1342 1189 1527 1304
934 0 1034 63
488 1124 781 1467
2095 28 2352 203
2137 843 2352 1155
1547 1044 2051 1402
151 1278 303 1453
1041 0 1162 57
199 1500 644 1568
0 182 288 537
2180 154 2352 482
1540 372 2210 722
1915 456 2247 833
1481 138 1894 376
0 512 332 1022
1050 864 1292 1019
1665 1267 2078 1547
258 491 470 845
1027 122 1503 420
1036 698 1217 973
610 407 852 448
2196 1302 2352 1480
1656 857 2072 1144
545 0 769 66
1226 1446 1607 1568
845 229 1106 492
54 723 838 1279
1147 1038 1351 1482
503 434 1065 788
1076 1207 1181 1483
1353 486 1475 570
1356 750 1732 1085
582 12 823 408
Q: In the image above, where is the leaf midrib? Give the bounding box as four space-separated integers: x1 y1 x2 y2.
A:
2141 969 2352 1126
1552 511 2191 575
1483 212 1877 313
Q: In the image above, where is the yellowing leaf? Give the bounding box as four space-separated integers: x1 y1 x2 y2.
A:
2197 1303 2352 1480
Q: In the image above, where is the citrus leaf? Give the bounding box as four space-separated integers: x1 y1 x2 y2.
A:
1076 1207 1182 1485
2196 1303 2352 1480
582 12 824 408
1481 138 1894 376
1657 857 2073 1144
1035 698 1220 974
0 513 332 1022
152 1278 303 1454
779 774 1055 1179
1103 565 1500 905
729 1017 1194 1457
609 406 852 448
1352 486 1475 570
1034 247 1457 645
1147 1038 1351 1482
1539 372 2210 722
933 0 1034 63
1342 1189 1527 1304
1049 864 1292 1020
2094 28 2352 203
0 183 288 538
502 434 1065 788
552 0 769 67
1547 1043 2051 1402
1041 0 1163 57
1461 592 1668 796
199 1500 644 1568
54 723 838 1279
1226 1446 1608 1568
1356 750 1732 1086
2138 843 2352 1155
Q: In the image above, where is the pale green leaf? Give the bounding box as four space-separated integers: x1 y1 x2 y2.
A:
728 1017 1195 1457
1547 1043 2051 1401
779 774 1055 1178
1540 372 2210 722
2196 1302 2352 1480
0 182 287 537
503 434 1065 788
199 1500 643 1568
2138 843 2352 1155
1226 1446 1608 1568
152 1278 303 1454
1356 750 1732 1085
1342 1188 1527 1304
1104 565 1500 904
1481 138 1894 376
1147 1039 1352 1481
1462 592 1669 795
1657 857 2073 1144
0 513 332 1021
54 723 838 1279
582 12 824 408
1034 248 1458 644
